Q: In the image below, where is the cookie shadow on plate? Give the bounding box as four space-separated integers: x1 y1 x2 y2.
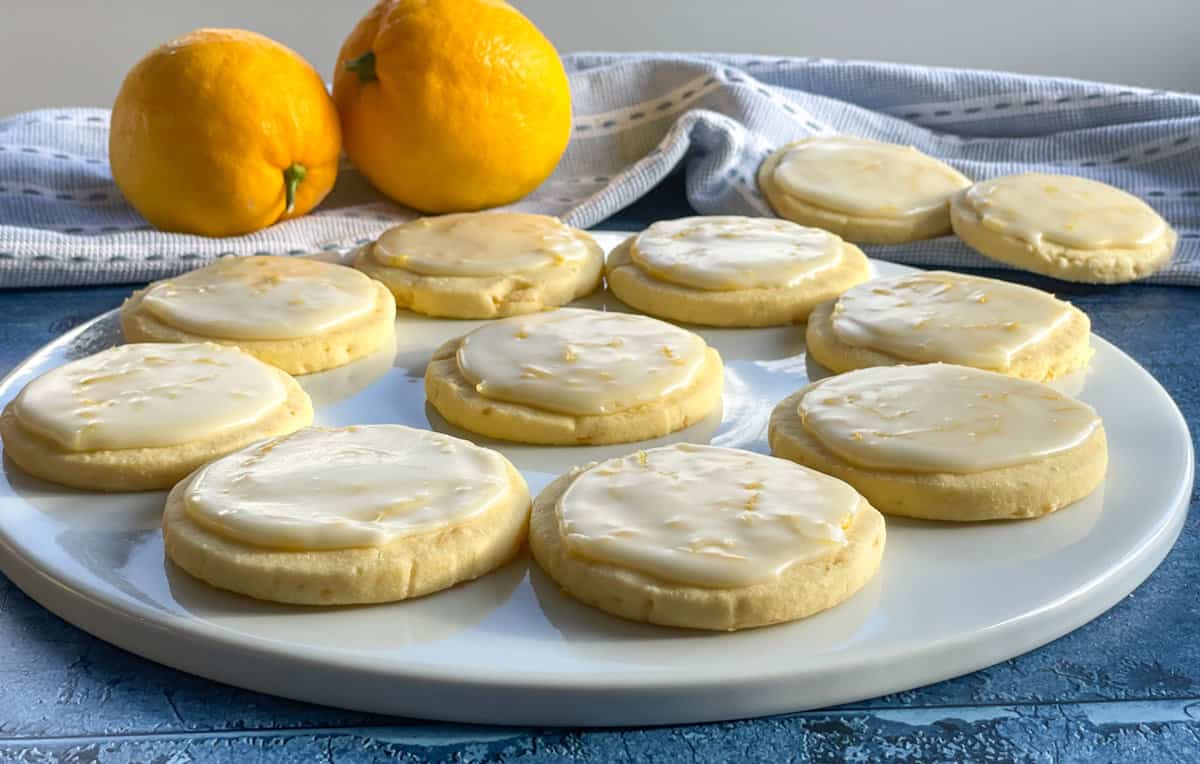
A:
161 552 529 649
423 402 725 480
528 558 884 652
880 481 1105 569
295 335 398 407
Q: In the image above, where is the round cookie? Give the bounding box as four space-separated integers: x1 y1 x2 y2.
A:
805 270 1092 381
424 308 723 445
0 343 312 492
606 216 870 327
769 364 1108 522
529 443 886 631
163 425 530 605
758 136 971 244
354 212 604 318
121 255 396 375
949 173 1176 283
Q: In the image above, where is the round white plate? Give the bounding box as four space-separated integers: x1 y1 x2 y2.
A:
0 236 1191 727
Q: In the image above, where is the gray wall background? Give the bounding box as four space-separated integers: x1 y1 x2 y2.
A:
2 0 1196 116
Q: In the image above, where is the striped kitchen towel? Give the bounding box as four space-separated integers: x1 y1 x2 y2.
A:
1 52 1198 287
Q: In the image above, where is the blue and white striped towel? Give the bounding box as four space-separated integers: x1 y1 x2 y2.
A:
1 53 1198 287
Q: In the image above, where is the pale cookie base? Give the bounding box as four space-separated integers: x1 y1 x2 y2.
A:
529 468 885 631
119 279 397 376
769 387 1108 522
605 236 870 327
804 298 1094 382
162 462 530 605
425 337 724 445
353 231 604 319
0 375 313 492
949 192 1177 284
758 147 954 244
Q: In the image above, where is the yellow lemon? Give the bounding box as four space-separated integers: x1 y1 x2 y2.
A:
333 0 572 213
110 29 342 237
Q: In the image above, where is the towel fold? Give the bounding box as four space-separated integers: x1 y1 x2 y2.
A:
1 53 1198 287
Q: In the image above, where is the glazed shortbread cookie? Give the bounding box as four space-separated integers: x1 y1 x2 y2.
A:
529 443 885 630
606 216 870 327
354 212 604 318
950 173 1176 283
121 256 396 375
425 308 723 445
806 270 1092 381
0 343 312 491
163 425 530 605
758 136 971 244
769 364 1107 522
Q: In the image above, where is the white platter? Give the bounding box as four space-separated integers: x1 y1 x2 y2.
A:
0 233 1191 727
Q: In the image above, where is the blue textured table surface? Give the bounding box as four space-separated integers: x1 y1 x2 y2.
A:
1 178 1198 763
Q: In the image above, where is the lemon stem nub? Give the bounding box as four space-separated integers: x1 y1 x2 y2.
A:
344 51 377 83
283 163 307 214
